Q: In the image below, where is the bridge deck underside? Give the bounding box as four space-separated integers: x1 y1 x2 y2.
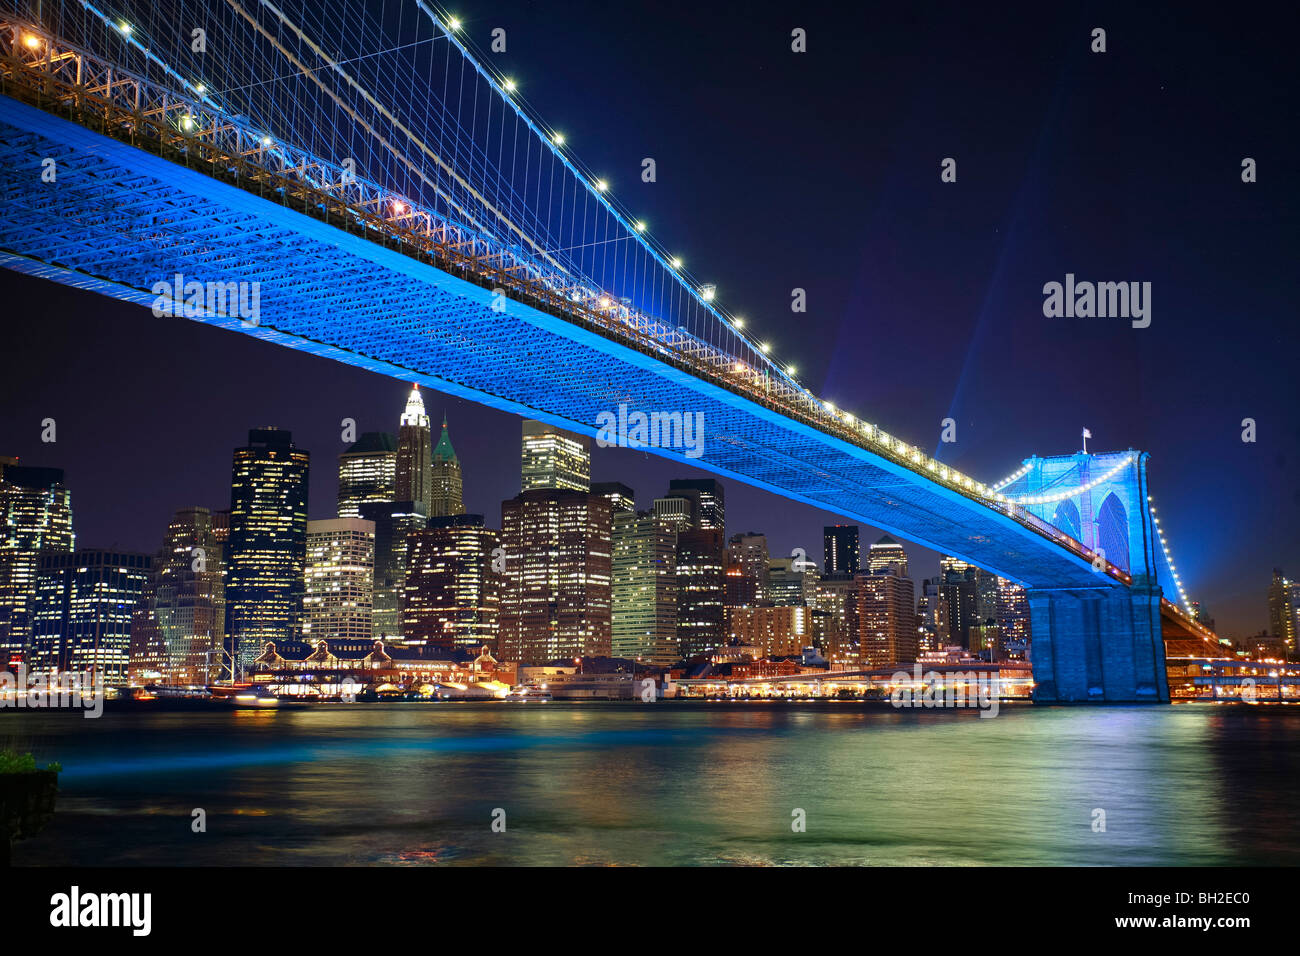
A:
0 95 1120 591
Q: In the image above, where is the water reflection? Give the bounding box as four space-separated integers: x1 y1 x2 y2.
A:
5 703 1298 865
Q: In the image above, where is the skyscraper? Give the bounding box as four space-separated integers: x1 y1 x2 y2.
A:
428 416 465 518
136 506 227 685
823 525 860 578
396 385 434 514
403 514 501 653
664 478 725 530
856 570 917 668
768 555 818 606
303 518 375 643
675 526 726 658
226 427 310 673
521 420 590 492
337 431 397 518
611 509 678 664
939 556 980 650
30 549 151 680
1268 569 1296 657
499 488 611 664
0 459 74 666
358 499 427 639
866 534 909 576
857 535 918 667
592 482 637 517
726 532 769 607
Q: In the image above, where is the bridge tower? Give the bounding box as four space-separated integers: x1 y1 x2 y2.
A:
1000 450 1169 703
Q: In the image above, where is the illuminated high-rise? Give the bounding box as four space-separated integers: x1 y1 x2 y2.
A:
725 532 769 606
30 549 151 681
396 385 433 514
428 416 465 518
857 536 917 667
403 514 501 653
521 420 590 492
663 478 725 530
134 506 227 685
337 431 397 518
499 488 611 664
676 526 725 658
358 499 426 639
226 427 310 673
303 518 375 643
0 458 74 666
823 525 860 578
611 509 678 664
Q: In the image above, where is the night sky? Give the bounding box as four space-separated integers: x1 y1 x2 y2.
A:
1 1 1296 637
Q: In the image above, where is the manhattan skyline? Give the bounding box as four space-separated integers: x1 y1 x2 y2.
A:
1 2 1294 640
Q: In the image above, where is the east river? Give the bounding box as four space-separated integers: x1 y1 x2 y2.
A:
5 702 1298 865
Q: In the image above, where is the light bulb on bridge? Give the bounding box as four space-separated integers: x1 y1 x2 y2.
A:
552 133 565 146
503 78 516 92
195 83 207 94
447 17 462 31
595 179 607 192
670 257 682 269
759 342 771 354
118 22 132 35
22 33 41 49
634 221 645 232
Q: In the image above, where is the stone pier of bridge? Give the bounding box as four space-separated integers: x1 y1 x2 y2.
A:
1026 585 1169 703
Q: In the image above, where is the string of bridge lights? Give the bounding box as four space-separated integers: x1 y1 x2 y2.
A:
1148 496 1194 613
1002 454 1139 506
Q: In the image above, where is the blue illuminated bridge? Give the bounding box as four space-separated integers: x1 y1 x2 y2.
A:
0 1 1217 702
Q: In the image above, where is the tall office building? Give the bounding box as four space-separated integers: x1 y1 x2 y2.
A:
337 431 397 518
1268 569 1296 656
664 478 725 530
611 510 678 664
397 385 434 514
428 416 465 518
823 525 860 578
855 535 918 667
137 507 227 685
768 556 818 606
917 576 948 653
303 518 375 643
30 549 151 680
815 575 858 667
676 526 726 658
726 532 769 606
856 565 917 668
403 514 501 653
939 556 980 650
997 577 1031 655
0 459 74 666
226 427 310 673
592 482 637 517
499 489 611 664
358 499 427 639
866 534 909 576
521 420 590 492
651 495 694 532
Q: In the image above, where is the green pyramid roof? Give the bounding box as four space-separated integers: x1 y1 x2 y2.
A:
432 416 458 462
